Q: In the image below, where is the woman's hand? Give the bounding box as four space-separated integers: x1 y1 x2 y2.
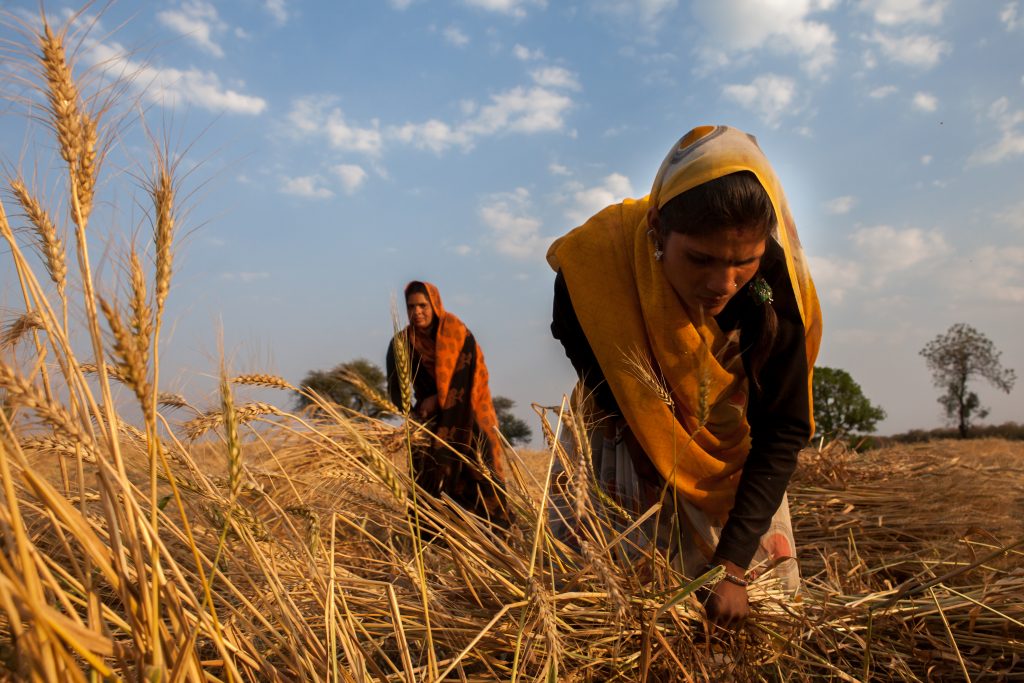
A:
416 394 439 418
704 559 749 628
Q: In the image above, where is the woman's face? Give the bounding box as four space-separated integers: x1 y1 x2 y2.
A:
661 227 766 318
406 292 435 330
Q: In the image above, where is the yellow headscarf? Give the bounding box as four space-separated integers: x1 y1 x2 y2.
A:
547 125 822 517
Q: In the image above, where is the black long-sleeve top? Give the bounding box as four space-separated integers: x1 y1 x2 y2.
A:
551 238 811 568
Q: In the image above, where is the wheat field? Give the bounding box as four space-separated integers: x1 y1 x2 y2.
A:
1 10 1022 682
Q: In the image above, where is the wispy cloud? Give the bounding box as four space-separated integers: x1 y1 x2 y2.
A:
332 164 367 194
594 0 679 31
948 246 1024 303
281 175 334 199
995 200 1024 231
722 74 799 128
692 0 837 76
824 195 856 215
869 84 898 98
390 81 575 153
530 66 581 91
1002 2 1021 30
157 0 227 57
463 0 546 19
286 96 383 155
222 271 272 282
265 0 289 24
565 173 634 225
548 162 570 176
866 31 951 68
968 97 1024 166
513 43 544 60
479 188 548 258
851 225 950 281
913 91 938 111
88 42 266 114
861 0 949 26
808 254 861 305
443 25 470 47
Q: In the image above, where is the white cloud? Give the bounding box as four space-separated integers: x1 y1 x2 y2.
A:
861 0 948 26
480 188 548 258
722 74 798 128
968 97 1024 166
222 271 271 283
1002 2 1021 30
548 162 570 176
824 195 856 214
867 31 950 68
391 84 574 153
281 175 334 199
332 164 367 194
88 42 266 115
995 200 1024 231
286 96 383 155
566 173 634 225
921 154 933 165
912 91 938 112
808 254 861 304
157 1 227 57
265 0 289 24
452 244 474 256
513 44 544 60
443 25 470 47
391 119 470 153
948 246 1024 303
595 0 679 30
851 225 950 278
869 84 898 98
389 0 415 7
691 0 837 76
463 0 545 19
530 66 581 91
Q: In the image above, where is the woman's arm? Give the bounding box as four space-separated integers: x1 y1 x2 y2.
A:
714 311 811 569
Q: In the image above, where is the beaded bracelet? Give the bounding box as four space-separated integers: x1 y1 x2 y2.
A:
706 564 750 587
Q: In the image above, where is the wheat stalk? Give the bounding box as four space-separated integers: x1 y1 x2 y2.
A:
390 297 413 415
229 374 295 391
1 312 45 349
9 178 67 299
38 21 97 225
183 401 283 440
622 346 674 409
337 368 398 416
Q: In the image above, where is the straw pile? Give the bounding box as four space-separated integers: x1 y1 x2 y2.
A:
1 9 1022 681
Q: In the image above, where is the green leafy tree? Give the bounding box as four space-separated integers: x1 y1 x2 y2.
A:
492 395 532 446
812 366 886 440
920 323 1016 438
296 358 392 417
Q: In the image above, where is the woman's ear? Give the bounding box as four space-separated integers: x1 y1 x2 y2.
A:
646 205 660 234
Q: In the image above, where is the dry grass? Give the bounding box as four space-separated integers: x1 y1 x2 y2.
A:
1 9 1023 682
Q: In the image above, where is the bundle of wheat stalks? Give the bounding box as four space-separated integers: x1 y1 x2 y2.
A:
1 10 1022 682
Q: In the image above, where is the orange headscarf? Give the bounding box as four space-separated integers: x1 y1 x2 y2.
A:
405 282 505 480
547 126 822 517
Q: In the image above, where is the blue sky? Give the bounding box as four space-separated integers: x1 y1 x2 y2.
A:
1 0 1022 438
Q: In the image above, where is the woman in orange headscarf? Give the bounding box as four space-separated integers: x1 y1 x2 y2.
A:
547 126 822 626
386 281 508 527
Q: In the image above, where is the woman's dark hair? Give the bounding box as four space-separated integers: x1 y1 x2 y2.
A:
657 170 775 240
657 171 779 388
405 281 429 300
